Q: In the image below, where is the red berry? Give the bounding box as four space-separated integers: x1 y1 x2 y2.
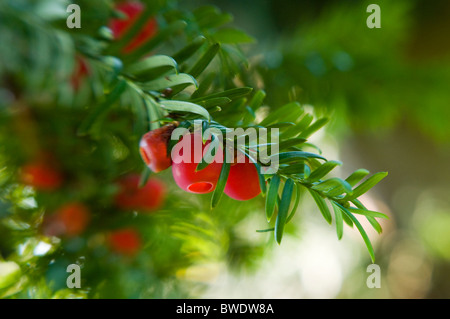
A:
43 202 91 237
107 228 141 256
224 155 261 201
20 162 63 191
139 124 175 173
109 1 158 53
114 174 165 212
171 132 223 194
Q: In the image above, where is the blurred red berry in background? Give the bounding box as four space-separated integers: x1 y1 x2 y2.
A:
43 202 91 237
70 56 90 91
107 228 142 256
114 174 166 212
109 1 158 53
20 162 63 191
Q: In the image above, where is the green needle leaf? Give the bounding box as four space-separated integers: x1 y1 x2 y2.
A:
211 156 231 209
312 177 353 197
77 79 127 136
266 175 280 221
195 97 232 109
254 162 267 197
248 90 266 111
159 100 210 121
278 137 307 150
346 172 388 200
299 117 329 139
275 178 295 244
286 183 301 224
275 151 327 163
307 160 342 183
366 216 383 234
351 198 383 234
259 102 303 127
331 201 344 240
308 188 332 224
125 55 178 81
347 207 389 219
345 169 370 187
188 43 220 78
140 73 198 93
336 203 376 263
190 87 253 103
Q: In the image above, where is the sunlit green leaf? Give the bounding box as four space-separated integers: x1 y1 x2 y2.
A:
331 201 344 240
277 137 307 150
248 90 266 110
299 117 329 139
0 261 21 289
347 207 389 219
351 198 382 233
336 203 376 263
345 172 388 200
266 122 296 130
345 169 370 187
259 102 303 127
312 177 353 197
280 113 313 139
307 160 342 183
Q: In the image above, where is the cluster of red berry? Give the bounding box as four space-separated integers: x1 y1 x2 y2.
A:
139 125 262 201
20 156 166 256
19 154 165 256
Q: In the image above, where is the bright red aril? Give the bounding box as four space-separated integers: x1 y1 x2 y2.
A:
171 132 223 194
224 155 261 201
139 124 175 173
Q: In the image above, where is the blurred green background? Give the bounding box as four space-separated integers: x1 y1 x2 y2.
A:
1 0 450 299
181 0 450 298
